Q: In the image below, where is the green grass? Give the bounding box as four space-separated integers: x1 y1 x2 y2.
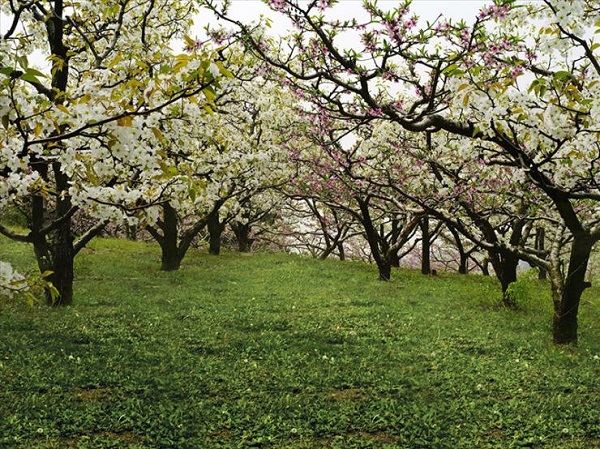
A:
1 237 599 448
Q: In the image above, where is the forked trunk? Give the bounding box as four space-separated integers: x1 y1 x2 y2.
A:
552 234 593 345
30 166 76 306
232 222 252 253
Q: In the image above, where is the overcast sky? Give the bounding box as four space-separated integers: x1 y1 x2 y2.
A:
196 0 489 38
0 0 490 69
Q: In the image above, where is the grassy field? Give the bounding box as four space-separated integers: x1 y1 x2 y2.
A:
0 237 599 448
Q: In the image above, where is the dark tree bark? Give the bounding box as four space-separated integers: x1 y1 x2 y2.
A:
421 215 431 275
488 250 519 308
46 165 75 305
535 227 547 280
357 199 392 281
31 0 75 306
207 209 226 256
231 221 253 252
157 202 183 271
27 162 106 305
147 202 211 271
336 241 345 261
388 219 401 268
125 224 138 241
552 234 594 345
304 199 350 261
480 258 490 276
458 254 468 275
27 158 76 306
447 225 468 274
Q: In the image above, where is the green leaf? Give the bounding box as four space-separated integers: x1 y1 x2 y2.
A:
203 86 216 103
188 186 197 202
184 35 196 49
25 68 46 78
19 72 42 84
442 63 459 75
553 70 571 81
17 55 28 70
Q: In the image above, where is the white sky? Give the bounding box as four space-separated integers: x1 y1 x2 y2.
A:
219 0 487 20
0 0 490 69
196 0 489 37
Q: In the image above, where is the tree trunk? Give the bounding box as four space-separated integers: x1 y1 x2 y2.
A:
34 3 74 306
357 199 391 281
147 203 209 271
158 203 183 271
337 242 345 261
448 225 467 274
489 250 519 308
389 250 400 267
207 211 225 256
458 253 468 275
31 165 75 306
481 258 490 276
232 222 252 252
47 225 74 306
125 224 138 241
378 261 392 281
535 227 547 280
552 234 593 345
421 215 431 275
389 218 401 267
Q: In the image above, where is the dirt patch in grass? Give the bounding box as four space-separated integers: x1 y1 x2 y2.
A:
328 386 366 401
75 386 113 402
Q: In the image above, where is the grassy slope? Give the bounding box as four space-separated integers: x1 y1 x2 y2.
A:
0 237 599 448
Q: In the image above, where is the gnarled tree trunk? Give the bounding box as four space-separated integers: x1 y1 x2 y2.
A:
552 234 594 345
147 202 210 271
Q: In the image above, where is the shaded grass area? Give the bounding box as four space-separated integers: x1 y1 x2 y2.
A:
0 237 599 448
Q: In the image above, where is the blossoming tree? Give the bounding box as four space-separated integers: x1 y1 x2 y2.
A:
140 48 295 269
208 0 600 344
0 0 223 305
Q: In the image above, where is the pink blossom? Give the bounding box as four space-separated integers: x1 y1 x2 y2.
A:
268 0 285 11
511 66 524 79
404 16 418 30
317 0 331 12
367 108 383 117
434 22 450 33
